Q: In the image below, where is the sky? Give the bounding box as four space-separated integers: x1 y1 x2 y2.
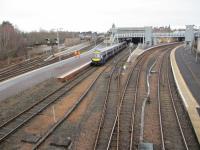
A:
1 0 200 32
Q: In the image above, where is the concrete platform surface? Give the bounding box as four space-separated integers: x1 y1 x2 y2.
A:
0 42 117 102
0 50 93 101
170 45 200 144
127 42 180 63
55 42 91 57
175 46 200 103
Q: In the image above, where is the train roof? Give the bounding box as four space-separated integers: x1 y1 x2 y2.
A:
93 42 125 53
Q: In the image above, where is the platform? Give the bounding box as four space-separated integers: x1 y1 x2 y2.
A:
0 50 93 101
0 42 115 102
127 42 180 63
170 45 200 144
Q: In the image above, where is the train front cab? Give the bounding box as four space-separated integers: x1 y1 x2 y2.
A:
91 51 105 66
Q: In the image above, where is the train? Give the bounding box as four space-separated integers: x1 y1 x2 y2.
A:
91 42 127 65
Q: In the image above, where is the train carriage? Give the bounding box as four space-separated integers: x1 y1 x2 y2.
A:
91 42 127 65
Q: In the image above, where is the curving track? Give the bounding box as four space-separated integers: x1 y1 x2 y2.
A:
0 45 130 149
158 50 199 149
94 45 172 150
0 44 199 150
31 47 130 150
93 53 126 150
94 44 198 150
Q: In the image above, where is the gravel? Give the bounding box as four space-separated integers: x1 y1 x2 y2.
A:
0 78 64 126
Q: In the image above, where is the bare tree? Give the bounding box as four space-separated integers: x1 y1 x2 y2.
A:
0 20 81 63
0 21 27 62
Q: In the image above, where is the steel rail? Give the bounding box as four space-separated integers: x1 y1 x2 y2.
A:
158 49 188 150
107 46 167 150
166 55 189 150
32 66 108 150
93 51 129 150
0 66 96 144
33 47 130 150
139 59 157 143
106 66 122 150
157 51 169 150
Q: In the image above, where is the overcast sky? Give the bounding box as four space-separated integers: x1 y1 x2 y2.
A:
1 0 200 32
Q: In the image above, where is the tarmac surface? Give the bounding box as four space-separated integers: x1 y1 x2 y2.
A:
171 45 200 144
175 47 200 104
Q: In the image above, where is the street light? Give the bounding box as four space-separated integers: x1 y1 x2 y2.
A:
57 29 59 50
129 42 133 56
52 28 63 61
57 28 63 61
45 38 55 56
196 26 200 62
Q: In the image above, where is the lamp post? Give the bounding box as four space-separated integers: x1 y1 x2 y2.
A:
56 28 63 61
57 29 59 51
45 38 54 57
52 28 63 61
129 42 133 56
196 26 200 62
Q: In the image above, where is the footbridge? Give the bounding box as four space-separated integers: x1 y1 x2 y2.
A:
109 25 200 47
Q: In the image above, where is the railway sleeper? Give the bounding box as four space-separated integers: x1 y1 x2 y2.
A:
15 117 29 123
50 136 71 149
119 111 132 115
0 127 12 135
119 116 132 121
119 129 132 133
21 134 41 144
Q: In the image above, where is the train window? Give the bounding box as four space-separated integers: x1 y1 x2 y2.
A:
95 54 101 58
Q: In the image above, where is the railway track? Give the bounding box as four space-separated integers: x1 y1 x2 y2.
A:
104 44 197 150
107 51 147 150
131 45 199 150
1 44 198 149
126 46 177 149
128 47 169 149
0 65 97 144
93 45 173 150
0 57 59 82
30 48 130 149
114 57 141 150
30 44 199 150
0 42 99 82
133 48 177 149
118 47 174 149
158 51 189 149
31 68 106 150
0 56 45 74
0 56 45 73
93 55 124 150
0 46 130 149
168 58 200 149
0 42 100 82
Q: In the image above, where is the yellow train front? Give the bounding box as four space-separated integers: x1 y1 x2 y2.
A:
91 50 105 65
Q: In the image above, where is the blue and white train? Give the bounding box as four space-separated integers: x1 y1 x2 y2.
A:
91 42 127 65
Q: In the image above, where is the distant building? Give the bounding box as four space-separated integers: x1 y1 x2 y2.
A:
153 25 172 32
79 31 97 40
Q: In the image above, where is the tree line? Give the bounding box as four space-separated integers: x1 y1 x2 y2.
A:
0 21 80 61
